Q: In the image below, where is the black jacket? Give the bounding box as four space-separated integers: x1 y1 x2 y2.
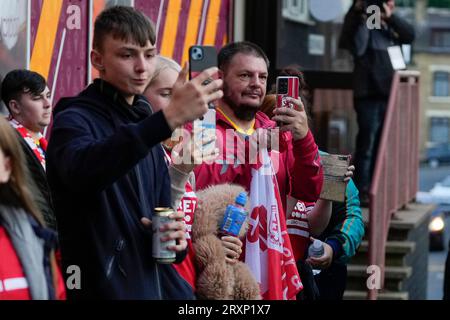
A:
16 132 56 230
47 79 194 300
339 7 415 98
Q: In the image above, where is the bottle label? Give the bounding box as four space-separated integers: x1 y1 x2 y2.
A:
220 205 247 237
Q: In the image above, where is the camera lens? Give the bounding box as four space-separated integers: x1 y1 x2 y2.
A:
191 47 203 61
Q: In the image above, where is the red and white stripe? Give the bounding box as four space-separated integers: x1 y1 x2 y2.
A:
0 277 29 293
286 201 315 261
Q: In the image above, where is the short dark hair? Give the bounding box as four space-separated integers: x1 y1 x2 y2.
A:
1 69 47 113
218 41 270 71
93 6 156 52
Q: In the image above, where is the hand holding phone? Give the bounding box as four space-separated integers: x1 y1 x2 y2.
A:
276 76 299 126
189 45 218 160
272 76 310 140
276 76 299 109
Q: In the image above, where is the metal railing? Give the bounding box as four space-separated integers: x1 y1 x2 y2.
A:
368 71 421 300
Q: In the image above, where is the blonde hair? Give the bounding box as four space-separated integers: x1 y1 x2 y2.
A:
147 55 181 89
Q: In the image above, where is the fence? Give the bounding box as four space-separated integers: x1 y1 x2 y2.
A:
368 71 421 300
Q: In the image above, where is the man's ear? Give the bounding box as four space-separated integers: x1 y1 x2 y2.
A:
91 50 105 72
218 69 224 80
8 100 21 116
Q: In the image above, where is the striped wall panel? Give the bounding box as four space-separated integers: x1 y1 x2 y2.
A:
136 0 231 66
24 0 231 128
30 0 88 110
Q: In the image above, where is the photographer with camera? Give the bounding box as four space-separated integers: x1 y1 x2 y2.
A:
339 0 414 205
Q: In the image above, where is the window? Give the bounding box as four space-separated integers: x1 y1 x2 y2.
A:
430 117 450 144
433 71 450 97
395 0 415 7
282 0 309 24
431 29 450 48
428 0 450 8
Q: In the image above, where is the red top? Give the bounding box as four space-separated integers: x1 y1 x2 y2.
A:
0 227 31 300
286 201 315 261
0 226 66 300
192 110 323 210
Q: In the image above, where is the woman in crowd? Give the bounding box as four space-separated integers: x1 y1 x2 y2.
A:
144 56 243 293
0 116 65 300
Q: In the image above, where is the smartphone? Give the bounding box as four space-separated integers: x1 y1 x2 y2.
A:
275 76 299 126
276 76 299 110
189 45 218 158
189 45 218 81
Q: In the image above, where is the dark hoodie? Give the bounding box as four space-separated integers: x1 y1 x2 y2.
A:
46 79 194 300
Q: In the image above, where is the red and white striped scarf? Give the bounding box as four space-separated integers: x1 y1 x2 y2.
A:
245 149 302 300
9 118 47 170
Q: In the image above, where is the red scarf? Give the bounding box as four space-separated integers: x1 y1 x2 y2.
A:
9 118 47 170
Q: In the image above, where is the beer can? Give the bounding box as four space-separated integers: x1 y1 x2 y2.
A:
152 207 176 263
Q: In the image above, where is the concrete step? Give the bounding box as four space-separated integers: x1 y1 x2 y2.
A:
346 264 412 292
347 265 412 280
357 240 416 254
344 290 409 300
352 202 433 300
350 240 416 266
361 203 434 241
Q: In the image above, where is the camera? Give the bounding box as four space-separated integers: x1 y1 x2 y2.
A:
277 78 289 94
190 46 204 61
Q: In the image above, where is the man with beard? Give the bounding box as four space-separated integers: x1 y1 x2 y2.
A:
192 41 323 299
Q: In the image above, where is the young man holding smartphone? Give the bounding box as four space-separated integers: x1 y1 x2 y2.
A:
46 6 223 300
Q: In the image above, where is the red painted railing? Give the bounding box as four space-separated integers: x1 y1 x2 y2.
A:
368 71 421 300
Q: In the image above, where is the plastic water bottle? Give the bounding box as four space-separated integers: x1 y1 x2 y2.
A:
193 106 216 158
308 239 325 275
219 192 248 237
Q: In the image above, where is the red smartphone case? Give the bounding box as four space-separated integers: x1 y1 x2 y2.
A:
276 77 299 109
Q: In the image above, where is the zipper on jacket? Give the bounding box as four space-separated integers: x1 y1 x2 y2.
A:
115 239 127 277
106 256 116 279
106 239 125 279
155 263 163 299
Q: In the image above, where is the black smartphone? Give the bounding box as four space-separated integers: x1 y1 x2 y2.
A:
189 45 218 82
189 45 218 154
189 45 218 112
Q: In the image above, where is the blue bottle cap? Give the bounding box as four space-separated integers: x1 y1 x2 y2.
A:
235 192 247 206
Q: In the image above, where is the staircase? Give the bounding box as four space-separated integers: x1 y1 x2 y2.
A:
344 202 435 300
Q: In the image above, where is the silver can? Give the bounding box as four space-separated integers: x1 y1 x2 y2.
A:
152 207 176 263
